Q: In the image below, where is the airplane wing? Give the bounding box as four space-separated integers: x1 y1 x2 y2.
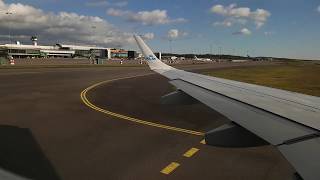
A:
134 35 320 180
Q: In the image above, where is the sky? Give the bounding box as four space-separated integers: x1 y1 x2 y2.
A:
0 0 320 60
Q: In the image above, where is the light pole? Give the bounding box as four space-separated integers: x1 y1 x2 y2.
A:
91 25 97 46
169 39 172 54
218 46 222 60
6 12 13 43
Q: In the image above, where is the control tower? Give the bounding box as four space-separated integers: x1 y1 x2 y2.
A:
31 36 38 46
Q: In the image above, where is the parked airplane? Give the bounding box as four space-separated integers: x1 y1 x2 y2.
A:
247 55 261 61
170 56 178 60
134 35 320 180
194 55 211 62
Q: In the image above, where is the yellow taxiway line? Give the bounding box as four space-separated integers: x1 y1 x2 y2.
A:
80 74 204 136
200 139 206 144
183 147 200 158
160 162 180 175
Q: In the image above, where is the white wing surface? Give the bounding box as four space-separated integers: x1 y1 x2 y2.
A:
134 35 320 180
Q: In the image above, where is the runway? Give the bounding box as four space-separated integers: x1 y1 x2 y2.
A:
0 62 294 180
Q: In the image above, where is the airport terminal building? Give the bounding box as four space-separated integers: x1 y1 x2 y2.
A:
0 37 139 63
0 42 112 59
0 36 116 59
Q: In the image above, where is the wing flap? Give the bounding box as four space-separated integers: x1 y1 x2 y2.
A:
278 137 320 180
205 122 269 147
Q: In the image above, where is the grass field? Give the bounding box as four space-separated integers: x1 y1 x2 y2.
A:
205 61 320 97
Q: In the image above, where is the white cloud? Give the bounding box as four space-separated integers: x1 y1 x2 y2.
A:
86 0 128 7
233 28 251 35
113 1 128 7
240 28 251 35
107 8 124 16
213 20 232 27
142 32 154 40
264 31 275 36
317 5 320 13
86 0 109 6
213 18 247 27
167 29 188 39
107 8 125 16
167 29 179 39
211 4 270 28
107 8 187 25
0 0 132 47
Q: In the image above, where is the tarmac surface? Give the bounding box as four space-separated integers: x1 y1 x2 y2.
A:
0 62 294 180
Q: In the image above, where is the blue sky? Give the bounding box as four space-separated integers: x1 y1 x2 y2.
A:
2 0 320 59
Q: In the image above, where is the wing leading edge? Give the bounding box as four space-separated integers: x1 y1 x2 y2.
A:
134 35 320 180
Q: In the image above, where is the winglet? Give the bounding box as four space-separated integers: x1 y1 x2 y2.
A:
134 35 173 71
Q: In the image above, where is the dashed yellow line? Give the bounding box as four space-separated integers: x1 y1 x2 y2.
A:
200 139 206 144
183 147 200 158
160 162 180 175
80 74 205 136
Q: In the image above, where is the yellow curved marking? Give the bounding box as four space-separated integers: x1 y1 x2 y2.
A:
80 74 204 136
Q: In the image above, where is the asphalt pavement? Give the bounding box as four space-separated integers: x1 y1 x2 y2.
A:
0 62 294 180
